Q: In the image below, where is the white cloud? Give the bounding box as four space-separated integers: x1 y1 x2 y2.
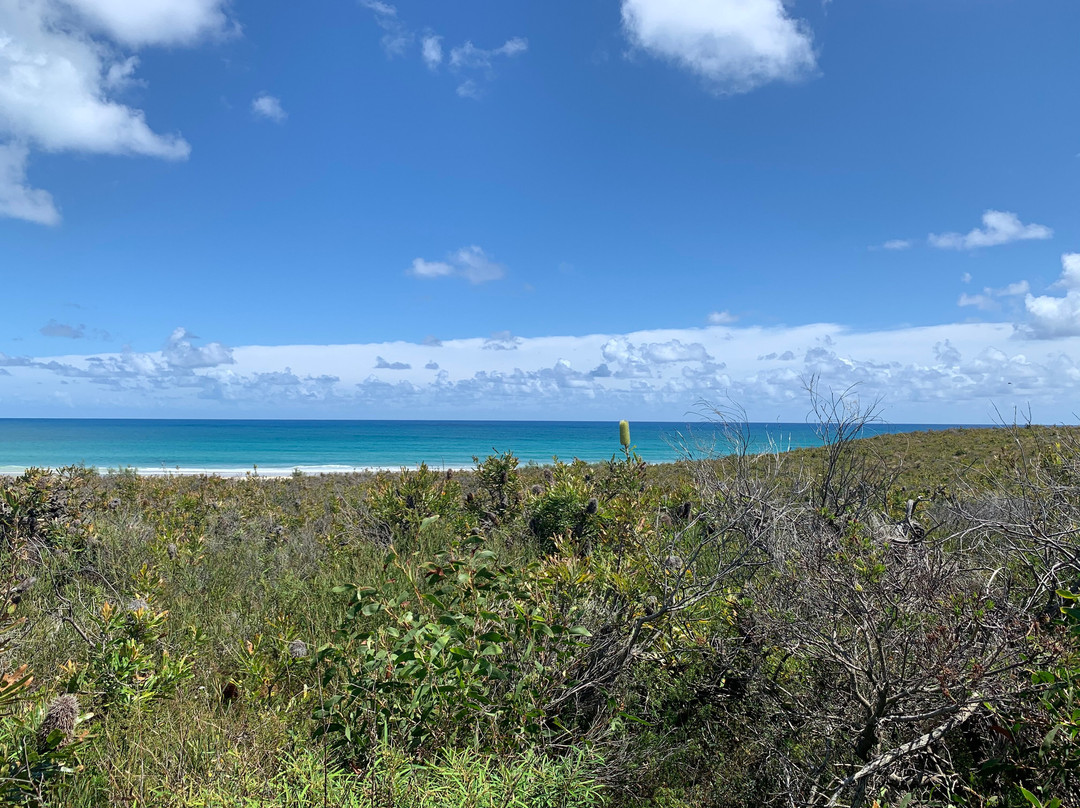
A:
483 331 521 351
882 239 912 251
408 246 506 284
456 80 482 100
707 310 737 324
7 319 1080 422
356 4 524 97
962 272 972 284
0 5 191 157
59 0 231 47
375 356 411 370
252 93 287 123
0 0 218 224
0 144 58 225
359 0 412 57
421 34 443 70
409 258 454 279
1022 254 1080 339
929 210 1053 250
453 246 505 283
449 38 528 70
995 281 1030 297
358 0 396 16
447 38 527 98
162 327 234 369
958 293 994 311
957 281 1030 312
1054 252 1080 290
621 0 817 94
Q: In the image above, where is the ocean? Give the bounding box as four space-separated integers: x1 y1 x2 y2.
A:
0 419 985 476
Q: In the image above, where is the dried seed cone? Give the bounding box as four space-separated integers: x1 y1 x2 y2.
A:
288 639 309 659
619 420 631 449
38 694 79 750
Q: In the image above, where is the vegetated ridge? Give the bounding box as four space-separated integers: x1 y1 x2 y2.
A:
0 404 1077 807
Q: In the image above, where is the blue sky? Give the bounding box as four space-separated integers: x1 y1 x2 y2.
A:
1 0 1079 421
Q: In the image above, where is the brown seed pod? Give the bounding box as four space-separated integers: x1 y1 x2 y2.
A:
38 694 79 750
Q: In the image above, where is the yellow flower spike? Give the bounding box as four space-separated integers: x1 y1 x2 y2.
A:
101 602 114 620
619 420 631 449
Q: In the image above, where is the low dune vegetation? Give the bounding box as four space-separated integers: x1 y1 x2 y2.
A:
0 399 1079 807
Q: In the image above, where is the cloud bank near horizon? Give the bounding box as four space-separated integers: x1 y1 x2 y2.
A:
2 318 1078 423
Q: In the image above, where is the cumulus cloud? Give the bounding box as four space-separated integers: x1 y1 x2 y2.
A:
0 144 58 225
1021 254 1080 339
930 210 1053 251
1053 252 1080 290
621 0 817 94
251 93 287 123
483 331 521 351
0 0 222 223
6 319 1080 420
408 246 506 284
162 328 234 369
601 337 716 377
60 0 231 47
881 239 912 251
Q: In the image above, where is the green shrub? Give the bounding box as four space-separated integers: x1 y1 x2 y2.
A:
315 535 588 762
369 464 472 548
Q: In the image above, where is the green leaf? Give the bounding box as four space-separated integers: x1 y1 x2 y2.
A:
421 593 448 611
1019 788 1042 808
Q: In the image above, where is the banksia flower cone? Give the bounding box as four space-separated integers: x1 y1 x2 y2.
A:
38 694 78 750
288 639 309 659
619 420 631 450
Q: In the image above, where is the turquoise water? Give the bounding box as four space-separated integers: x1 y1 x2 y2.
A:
0 420 985 476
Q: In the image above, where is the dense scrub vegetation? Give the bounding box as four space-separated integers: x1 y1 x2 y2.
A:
1 399 1079 806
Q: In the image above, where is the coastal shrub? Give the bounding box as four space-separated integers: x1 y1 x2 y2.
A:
0 470 90 806
4 418 1080 806
467 451 525 527
68 586 193 712
0 466 96 551
368 463 471 548
527 460 598 551
315 535 589 762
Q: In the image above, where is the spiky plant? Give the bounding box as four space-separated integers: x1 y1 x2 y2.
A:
37 695 78 751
